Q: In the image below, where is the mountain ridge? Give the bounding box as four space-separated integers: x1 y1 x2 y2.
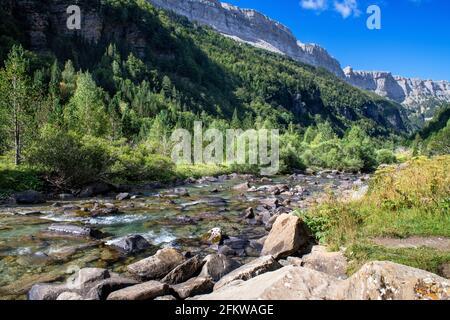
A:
147 0 450 115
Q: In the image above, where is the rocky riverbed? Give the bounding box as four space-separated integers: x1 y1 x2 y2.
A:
1 171 448 300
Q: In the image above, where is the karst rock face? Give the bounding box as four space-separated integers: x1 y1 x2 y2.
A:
148 0 450 113
11 0 147 58
148 0 345 78
344 67 450 112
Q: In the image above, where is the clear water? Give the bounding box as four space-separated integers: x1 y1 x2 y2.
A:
0 174 359 299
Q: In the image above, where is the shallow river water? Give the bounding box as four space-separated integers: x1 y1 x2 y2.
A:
0 173 365 299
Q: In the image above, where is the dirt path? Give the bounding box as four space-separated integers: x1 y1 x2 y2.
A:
371 236 450 251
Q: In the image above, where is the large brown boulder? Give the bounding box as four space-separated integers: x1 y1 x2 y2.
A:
127 248 185 281
342 261 450 300
261 214 310 259
214 256 282 291
301 246 348 279
107 281 169 300
199 254 241 282
172 277 214 299
195 266 341 300
161 255 204 285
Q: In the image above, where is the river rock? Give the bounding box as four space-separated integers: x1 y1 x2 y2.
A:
202 227 223 245
154 295 177 300
161 255 204 285
301 246 348 279
106 235 151 254
259 198 279 209
14 190 45 204
79 182 114 198
173 188 190 197
85 276 139 300
195 265 341 300
243 207 254 219
66 268 110 292
90 204 119 216
214 256 282 291
199 254 241 282
233 182 251 191
261 214 310 259
107 281 169 300
127 248 185 281
56 292 83 300
172 277 214 299
264 214 280 231
342 261 450 300
58 193 74 200
28 283 68 300
116 193 131 201
47 224 103 238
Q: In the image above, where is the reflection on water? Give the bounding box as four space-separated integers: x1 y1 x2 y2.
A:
0 173 362 299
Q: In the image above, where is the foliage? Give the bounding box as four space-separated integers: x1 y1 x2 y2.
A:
300 156 450 249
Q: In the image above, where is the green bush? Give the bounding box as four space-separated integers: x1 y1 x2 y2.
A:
26 126 112 189
0 158 43 196
376 149 397 165
108 144 176 183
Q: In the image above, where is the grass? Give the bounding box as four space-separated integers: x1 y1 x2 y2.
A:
346 243 450 276
298 155 450 273
0 157 43 197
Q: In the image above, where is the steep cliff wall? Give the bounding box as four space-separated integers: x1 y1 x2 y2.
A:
148 0 345 78
148 0 450 113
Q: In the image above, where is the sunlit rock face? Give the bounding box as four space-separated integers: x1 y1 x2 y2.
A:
344 67 450 113
148 0 345 78
149 0 450 113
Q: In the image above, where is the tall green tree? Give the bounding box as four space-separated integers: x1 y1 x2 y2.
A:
65 72 111 137
0 45 34 165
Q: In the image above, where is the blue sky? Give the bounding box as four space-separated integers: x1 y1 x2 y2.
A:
224 0 450 81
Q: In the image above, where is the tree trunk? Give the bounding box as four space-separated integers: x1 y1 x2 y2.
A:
15 116 21 166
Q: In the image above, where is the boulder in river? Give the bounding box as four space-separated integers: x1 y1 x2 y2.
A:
342 261 450 300
171 276 214 299
161 255 204 285
199 254 241 282
106 235 151 254
79 182 114 198
107 281 169 300
202 227 223 245
56 292 83 300
301 245 348 279
127 248 185 281
232 182 251 191
66 268 110 292
173 188 190 197
116 193 131 201
14 190 45 204
47 224 103 239
195 265 341 300
261 214 310 259
214 255 282 291
28 283 68 300
85 276 139 300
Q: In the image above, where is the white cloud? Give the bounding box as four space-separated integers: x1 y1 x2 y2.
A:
300 0 328 11
334 0 361 18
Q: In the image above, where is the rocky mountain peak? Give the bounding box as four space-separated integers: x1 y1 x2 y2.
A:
148 0 450 114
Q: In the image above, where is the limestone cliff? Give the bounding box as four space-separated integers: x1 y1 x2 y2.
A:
148 0 345 78
344 67 450 113
148 0 450 114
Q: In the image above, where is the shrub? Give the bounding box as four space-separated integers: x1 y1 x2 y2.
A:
26 126 112 189
375 149 397 165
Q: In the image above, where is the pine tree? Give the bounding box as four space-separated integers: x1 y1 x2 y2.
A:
0 45 34 165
